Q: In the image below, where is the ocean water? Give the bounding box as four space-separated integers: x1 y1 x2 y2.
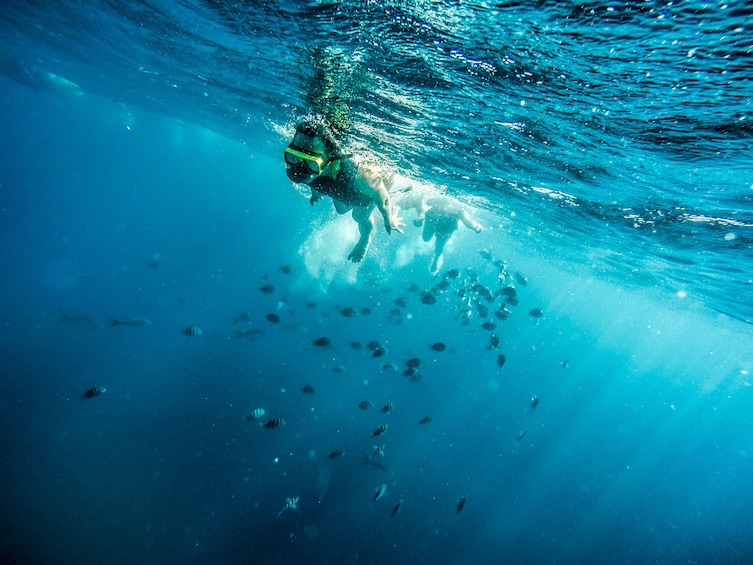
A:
1 2 752 564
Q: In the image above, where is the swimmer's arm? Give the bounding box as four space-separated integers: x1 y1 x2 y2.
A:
359 165 404 234
309 188 324 206
460 210 483 233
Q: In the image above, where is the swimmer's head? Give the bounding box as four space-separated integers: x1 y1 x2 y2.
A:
285 116 341 183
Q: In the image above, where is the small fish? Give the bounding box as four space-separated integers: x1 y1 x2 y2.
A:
182 326 203 336
232 311 251 324
276 496 299 518
367 340 383 351
419 416 432 425
301 385 316 394
445 268 461 279
263 418 286 429
372 424 388 437
501 285 517 300
340 307 357 317
361 307 372 315
147 253 160 269
497 354 506 368
476 303 489 318
358 400 373 410
108 317 152 327
349 341 362 350
531 396 540 410
529 308 544 319
328 449 344 459
421 291 437 305
457 497 466 515
259 284 275 294
280 264 294 275
481 321 497 331
246 408 265 421
380 403 393 414
494 307 511 320
313 336 331 347
391 499 403 517
265 313 280 324
370 444 385 458
405 357 421 369
516 430 526 441
487 333 500 350
306 300 318 309
402 367 418 378
232 328 265 341
372 483 387 504
332 364 345 373
56 310 98 327
393 297 408 308
479 248 493 261
82 386 105 399
430 342 447 352
381 362 399 373
515 271 528 286
372 347 387 358
562 359 569 369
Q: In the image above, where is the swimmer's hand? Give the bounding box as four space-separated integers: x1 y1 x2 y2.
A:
386 215 405 235
310 191 323 206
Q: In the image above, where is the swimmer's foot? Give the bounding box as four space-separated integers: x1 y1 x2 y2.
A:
430 254 443 276
348 238 371 263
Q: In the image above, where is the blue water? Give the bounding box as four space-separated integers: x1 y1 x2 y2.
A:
2 2 753 564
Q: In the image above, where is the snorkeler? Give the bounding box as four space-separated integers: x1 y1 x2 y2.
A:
420 196 483 275
284 116 404 263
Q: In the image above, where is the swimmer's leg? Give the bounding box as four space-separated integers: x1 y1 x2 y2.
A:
348 205 375 263
430 231 451 275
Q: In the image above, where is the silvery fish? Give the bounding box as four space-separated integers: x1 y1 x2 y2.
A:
372 484 387 504
108 317 152 327
276 496 299 518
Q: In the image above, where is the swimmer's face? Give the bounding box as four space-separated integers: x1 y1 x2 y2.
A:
285 133 331 184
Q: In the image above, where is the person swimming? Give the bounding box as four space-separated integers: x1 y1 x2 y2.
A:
395 188 483 275
284 116 404 263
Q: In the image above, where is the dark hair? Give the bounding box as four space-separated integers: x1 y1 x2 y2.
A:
295 115 341 155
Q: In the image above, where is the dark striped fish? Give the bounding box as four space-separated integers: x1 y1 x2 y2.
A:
391 499 403 517
531 396 540 409
372 424 388 437
457 497 466 515
259 283 275 294
487 333 500 350
497 354 506 368
328 449 344 459
419 416 432 425
301 385 316 394
430 342 447 352
529 308 544 318
380 403 393 414
246 408 265 421
340 307 357 317
313 336 331 347
358 400 373 410
372 347 387 358
421 291 437 305
182 326 202 336
265 313 280 324
82 386 105 399
263 418 286 429
405 357 421 368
